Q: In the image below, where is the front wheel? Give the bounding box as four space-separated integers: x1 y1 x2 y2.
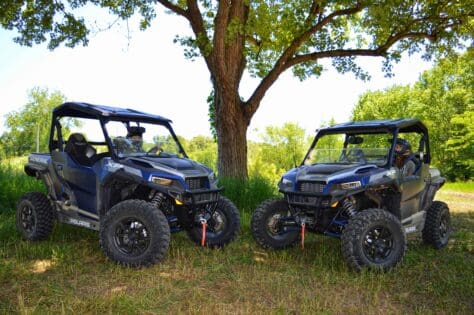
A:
341 209 406 271
251 199 300 250
187 196 240 247
422 201 450 249
100 200 170 267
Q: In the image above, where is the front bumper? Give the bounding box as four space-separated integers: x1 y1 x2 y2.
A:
172 187 223 206
282 190 332 208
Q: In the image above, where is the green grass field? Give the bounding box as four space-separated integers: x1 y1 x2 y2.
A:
0 160 473 314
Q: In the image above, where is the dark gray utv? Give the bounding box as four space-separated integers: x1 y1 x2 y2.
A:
251 119 450 271
17 102 240 267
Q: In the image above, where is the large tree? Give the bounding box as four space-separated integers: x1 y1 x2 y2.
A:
1 1 472 177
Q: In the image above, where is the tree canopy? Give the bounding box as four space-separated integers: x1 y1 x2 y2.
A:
352 49 473 180
2 0 473 178
248 122 308 183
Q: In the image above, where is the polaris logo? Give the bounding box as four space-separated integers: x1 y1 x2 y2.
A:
67 218 92 228
405 226 417 233
29 155 49 164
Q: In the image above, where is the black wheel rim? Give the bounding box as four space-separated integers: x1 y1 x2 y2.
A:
439 212 449 240
113 218 151 256
266 210 292 240
363 225 394 263
204 209 228 239
20 204 36 233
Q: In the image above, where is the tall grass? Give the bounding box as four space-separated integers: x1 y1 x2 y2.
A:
0 158 44 212
218 176 278 213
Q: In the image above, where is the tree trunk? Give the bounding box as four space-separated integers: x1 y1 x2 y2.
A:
214 85 249 179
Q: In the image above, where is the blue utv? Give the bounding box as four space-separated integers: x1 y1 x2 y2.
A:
251 119 450 271
17 102 240 267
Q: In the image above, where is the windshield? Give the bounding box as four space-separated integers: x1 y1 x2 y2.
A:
304 132 393 166
105 121 183 158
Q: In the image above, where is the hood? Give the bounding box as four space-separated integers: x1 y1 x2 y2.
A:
283 163 380 184
305 163 358 175
125 156 212 178
299 163 379 183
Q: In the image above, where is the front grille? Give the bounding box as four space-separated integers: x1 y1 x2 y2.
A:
298 181 326 193
185 177 208 190
195 192 218 203
185 192 219 204
286 194 330 207
288 194 320 206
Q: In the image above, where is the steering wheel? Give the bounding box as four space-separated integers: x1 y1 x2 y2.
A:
346 148 367 163
146 146 163 155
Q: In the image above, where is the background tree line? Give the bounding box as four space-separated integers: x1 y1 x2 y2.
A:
353 49 473 181
1 50 472 181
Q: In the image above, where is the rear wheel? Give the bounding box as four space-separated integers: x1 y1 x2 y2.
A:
251 199 300 249
187 196 240 247
16 192 55 240
100 200 170 267
341 209 406 271
422 201 450 249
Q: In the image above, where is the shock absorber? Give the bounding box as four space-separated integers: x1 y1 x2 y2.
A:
150 191 165 209
342 196 357 218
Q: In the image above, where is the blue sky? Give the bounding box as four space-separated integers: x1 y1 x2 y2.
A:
0 7 433 140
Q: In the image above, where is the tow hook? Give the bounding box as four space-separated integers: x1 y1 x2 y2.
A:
199 216 207 247
301 219 306 249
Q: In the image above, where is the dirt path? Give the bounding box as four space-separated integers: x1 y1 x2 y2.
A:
436 189 474 213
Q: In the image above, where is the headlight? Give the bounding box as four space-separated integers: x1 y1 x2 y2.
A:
386 168 397 179
209 172 216 182
151 176 173 186
281 178 293 187
340 181 362 190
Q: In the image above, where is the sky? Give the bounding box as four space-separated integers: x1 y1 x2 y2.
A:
0 6 434 141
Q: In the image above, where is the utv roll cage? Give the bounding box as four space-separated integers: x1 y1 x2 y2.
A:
49 102 187 160
303 118 431 167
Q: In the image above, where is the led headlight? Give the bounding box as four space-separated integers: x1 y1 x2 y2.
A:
386 168 397 179
209 172 216 182
340 181 362 190
281 178 293 187
151 176 173 186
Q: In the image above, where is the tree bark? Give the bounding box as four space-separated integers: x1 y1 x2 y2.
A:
213 83 249 179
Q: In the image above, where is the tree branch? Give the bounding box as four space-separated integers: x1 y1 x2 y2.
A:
186 0 207 39
156 0 189 18
287 32 437 69
294 0 363 54
227 0 248 88
183 0 216 74
245 0 364 119
213 0 230 82
246 35 261 48
306 0 320 23
245 27 437 122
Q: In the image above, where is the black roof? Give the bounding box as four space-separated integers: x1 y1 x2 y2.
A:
318 119 427 134
53 102 172 124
